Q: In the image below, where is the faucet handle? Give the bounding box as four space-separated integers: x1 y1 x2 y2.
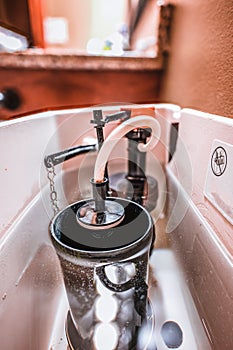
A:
91 109 131 126
104 110 131 124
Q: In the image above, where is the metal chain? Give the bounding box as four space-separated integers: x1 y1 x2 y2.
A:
46 158 60 216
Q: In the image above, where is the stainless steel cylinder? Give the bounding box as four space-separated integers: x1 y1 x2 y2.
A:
50 198 154 350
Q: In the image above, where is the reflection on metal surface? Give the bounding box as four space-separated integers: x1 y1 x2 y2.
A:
66 301 155 350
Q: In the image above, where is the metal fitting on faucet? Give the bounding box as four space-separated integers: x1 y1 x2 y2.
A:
90 177 108 214
76 177 125 229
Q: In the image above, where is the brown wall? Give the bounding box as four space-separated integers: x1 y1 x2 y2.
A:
159 0 233 118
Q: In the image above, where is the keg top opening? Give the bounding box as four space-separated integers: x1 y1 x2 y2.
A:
51 198 152 251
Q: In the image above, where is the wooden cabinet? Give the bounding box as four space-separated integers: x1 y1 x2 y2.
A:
0 52 163 120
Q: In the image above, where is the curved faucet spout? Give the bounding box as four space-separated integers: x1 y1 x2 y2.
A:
94 115 161 183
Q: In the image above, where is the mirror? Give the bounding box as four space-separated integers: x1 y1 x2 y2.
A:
0 0 163 58
41 0 160 57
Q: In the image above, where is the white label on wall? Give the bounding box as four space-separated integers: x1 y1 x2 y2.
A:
44 17 69 44
204 139 233 225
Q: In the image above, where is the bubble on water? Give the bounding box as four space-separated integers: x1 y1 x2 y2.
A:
94 323 119 350
95 295 118 322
